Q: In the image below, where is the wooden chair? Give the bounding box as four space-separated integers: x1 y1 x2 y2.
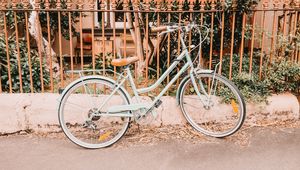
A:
75 33 93 64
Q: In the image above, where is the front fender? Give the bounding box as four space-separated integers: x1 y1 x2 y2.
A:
176 69 213 105
176 75 190 105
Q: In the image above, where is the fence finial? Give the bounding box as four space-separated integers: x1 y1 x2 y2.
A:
145 0 150 11
189 0 195 4
232 0 237 10
296 0 300 8
35 0 41 9
78 0 84 9
88 0 95 10
154 0 161 11
0 0 6 10
153 0 161 11
57 0 61 9
22 0 29 9
44 0 50 9
12 0 18 9
283 0 290 8
220 0 226 9
100 0 105 10
189 0 195 11
262 0 269 9
133 0 139 10
111 0 116 10
67 0 73 9
200 0 206 10
210 0 216 10
167 0 172 11
178 0 183 11
273 0 280 9
123 0 129 9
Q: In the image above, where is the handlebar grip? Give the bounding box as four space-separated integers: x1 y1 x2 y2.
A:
150 26 168 33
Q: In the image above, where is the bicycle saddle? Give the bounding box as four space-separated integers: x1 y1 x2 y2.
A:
111 56 139 66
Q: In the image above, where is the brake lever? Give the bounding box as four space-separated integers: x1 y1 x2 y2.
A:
158 29 174 36
158 25 179 36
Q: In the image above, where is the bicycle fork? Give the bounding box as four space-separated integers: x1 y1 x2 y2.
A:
189 65 220 108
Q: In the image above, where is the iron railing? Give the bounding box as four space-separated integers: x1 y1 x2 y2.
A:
0 0 299 94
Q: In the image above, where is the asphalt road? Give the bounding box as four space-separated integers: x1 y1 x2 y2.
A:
1 127 300 170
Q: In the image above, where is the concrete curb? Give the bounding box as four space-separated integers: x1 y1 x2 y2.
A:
0 93 299 134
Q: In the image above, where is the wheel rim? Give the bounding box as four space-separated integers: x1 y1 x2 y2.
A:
59 79 130 148
180 74 245 137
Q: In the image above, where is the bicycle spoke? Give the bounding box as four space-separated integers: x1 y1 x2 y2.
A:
59 77 131 148
63 101 88 112
180 73 245 137
182 102 203 110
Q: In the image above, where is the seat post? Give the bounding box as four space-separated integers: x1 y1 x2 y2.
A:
125 65 140 100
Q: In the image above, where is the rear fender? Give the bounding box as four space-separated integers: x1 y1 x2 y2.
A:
59 75 132 103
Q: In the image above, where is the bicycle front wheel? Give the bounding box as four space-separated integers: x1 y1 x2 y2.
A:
179 73 246 138
58 76 131 148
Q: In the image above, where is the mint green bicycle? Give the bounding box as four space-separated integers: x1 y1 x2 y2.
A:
58 23 246 149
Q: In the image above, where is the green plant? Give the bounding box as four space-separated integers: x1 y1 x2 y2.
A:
215 53 269 103
232 72 270 103
1 1 82 92
86 53 113 69
0 35 50 93
219 53 261 77
264 58 300 94
218 53 300 103
4 1 80 41
39 0 80 40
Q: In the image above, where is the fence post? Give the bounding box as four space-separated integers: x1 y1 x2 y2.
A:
229 1 236 79
111 0 117 78
0 0 3 93
209 0 216 72
78 0 84 70
1 0 13 93
145 0 150 87
270 0 280 62
259 0 269 79
23 0 35 93
295 0 300 63
12 0 24 93
218 0 225 74
57 0 64 87
100 0 106 76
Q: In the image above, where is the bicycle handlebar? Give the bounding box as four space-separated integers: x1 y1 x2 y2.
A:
150 26 168 33
150 22 210 52
150 22 209 37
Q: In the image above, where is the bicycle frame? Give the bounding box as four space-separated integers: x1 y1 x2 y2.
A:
99 32 214 116
98 51 188 114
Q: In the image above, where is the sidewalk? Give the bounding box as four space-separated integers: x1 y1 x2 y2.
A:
1 124 300 170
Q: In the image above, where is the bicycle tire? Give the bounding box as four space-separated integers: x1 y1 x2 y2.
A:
58 76 131 148
179 73 246 138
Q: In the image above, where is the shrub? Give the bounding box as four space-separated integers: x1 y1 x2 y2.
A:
264 58 300 94
232 72 270 103
0 35 50 93
219 53 300 103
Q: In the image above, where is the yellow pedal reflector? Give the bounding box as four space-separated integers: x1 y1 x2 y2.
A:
99 131 112 141
231 99 239 113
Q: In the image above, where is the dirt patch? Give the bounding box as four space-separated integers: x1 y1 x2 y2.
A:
2 119 300 148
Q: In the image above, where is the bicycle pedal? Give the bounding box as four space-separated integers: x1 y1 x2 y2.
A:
154 100 162 108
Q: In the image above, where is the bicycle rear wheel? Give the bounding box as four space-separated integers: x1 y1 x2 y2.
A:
58 76 131 148
179 73 246 137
